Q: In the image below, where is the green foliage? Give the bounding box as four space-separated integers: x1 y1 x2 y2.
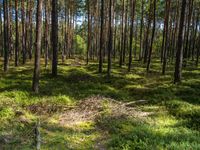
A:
74 35 87 56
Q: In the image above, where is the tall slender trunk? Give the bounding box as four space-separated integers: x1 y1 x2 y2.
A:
99 0 104 73
191 13 198 61
139 0 144 61
119 0 125 67
143 1 153 64
9 0 13 60
15 0 19 66
3 0 9 72
25 1 29 60
44 0 50 68
128 0 136 72
87 0 91 65
184 0 194 61
162 0 171 75
64 1 67 60
147 0 156 73
171 0 180 63
174 0 187 83
52 0 58 76
123 1 128 64
21 0 26 64
113 11 117 61
33 0 43 93
29 0 34 60
107 0 113 78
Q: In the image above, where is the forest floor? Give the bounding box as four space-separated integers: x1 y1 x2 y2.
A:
0 58 200 150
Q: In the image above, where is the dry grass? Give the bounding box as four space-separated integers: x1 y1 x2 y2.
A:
59 96 151 127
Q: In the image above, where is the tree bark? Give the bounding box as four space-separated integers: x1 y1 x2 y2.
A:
162 0 171 75
3 0 9 72
143 0 153 64
21 0 26 64
32 0 43 93
139 0 144 61
87 0 91 65
119 0 125 67
15 0 19 66
128 0 136 72
174 0 187 83
147 0 156 73
107 0 113 78
99 0 104 73
44 0 50 68
52 0 58 76
29 0 34 60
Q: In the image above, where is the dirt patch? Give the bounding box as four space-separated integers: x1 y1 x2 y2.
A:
59 96 151 127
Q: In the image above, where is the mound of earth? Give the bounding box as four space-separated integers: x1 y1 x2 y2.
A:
59 96 151 126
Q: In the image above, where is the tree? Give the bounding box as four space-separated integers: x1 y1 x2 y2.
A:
128 0 136 72
52 0 58 76
9 0 13 60
147 0 156 73
15 0 19 66
44 0 50 68
174 0 187 83
28 0 34 60
119 0 125 67
139 0 144 61
107 0 113 78
162 0 171 75
123 1 128 64
183 0 194 64
32 0 43 93
3 0 9 72
99 0 104 73
21 0 26 64
87 0 91 65
143 0 153 64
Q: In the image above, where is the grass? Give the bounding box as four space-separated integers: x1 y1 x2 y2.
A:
0 58 199 149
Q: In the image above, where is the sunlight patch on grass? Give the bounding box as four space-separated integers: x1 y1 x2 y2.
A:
125 74 142 80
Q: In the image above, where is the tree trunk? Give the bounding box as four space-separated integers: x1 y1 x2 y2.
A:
29 0 34 60
119 0 125 67
52 0 58 76
128 0 136 72
183 0 194 63
107 0 113 78
21 0 26 64
44 0 50 68
123 1 128 64
15 0 19 66
147 0 156 73
87 0 91 65
3 0 9 72
174 0 187 83
9 0 13 60
99 0 104 73
32 0 43 93
162 0 171 75
139 0 144 61
143 1 153 64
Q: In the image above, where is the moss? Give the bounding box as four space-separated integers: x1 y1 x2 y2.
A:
0 59 199 149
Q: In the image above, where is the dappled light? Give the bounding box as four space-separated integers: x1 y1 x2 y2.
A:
0 0 200 149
